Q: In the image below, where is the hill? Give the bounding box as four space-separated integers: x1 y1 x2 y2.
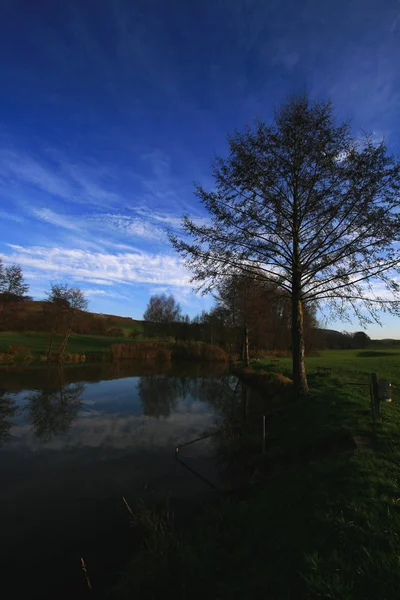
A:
1 299 143 336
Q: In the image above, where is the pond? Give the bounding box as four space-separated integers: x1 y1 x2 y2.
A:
0 360 252 599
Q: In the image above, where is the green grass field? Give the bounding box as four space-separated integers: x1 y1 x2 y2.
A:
0 331 133 356
254 347 400 387
0 329 196 358
116 348 400 600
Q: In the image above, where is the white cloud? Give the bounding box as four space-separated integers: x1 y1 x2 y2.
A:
86 213 165 241
84 288 131 300
84 278 114 286
5 244 191 287
130 206 211 230
32 207 80 231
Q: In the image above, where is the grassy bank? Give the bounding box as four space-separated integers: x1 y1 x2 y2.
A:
115 349 400 600
0 331 132 357
0 331 231 363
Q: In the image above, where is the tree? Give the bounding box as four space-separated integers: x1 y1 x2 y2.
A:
143 293 182 323
0 263 29 296
45 284 88 360
214 271 318 358
0 258 29 329
0 259 4 291
352 331 371 349
169 94 400 397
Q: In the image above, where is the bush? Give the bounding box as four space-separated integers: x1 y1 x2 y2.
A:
171 342 228 362
129 330 141 339
110 342 171 361
106 327 124 337
6 345 33 363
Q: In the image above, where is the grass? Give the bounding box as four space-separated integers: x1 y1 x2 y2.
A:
115 349 400 600
0 331 232 360
0 331 135 357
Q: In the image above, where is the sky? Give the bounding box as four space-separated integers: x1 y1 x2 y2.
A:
0 0 399 337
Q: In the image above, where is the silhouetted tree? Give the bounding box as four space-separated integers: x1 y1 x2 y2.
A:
0 258 29 329
143 293 183 339
45 284 88 360
143 293 182 323
352 331 371 349
169 94 400 397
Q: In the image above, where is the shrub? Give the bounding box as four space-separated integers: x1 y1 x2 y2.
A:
8 345 30 356
129 330 142 339
7 345 33 362
63 352 86 363
171 342 228 362
110 342 171 361
106 327 124 337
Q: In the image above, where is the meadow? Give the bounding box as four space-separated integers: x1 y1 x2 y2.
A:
0 330 141 357
115 347 400 600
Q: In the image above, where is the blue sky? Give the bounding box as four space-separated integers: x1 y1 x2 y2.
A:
0 0 399 337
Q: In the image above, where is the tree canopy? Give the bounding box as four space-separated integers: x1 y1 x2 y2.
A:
0 259 29 298
143 293 182 323
169 94 400 396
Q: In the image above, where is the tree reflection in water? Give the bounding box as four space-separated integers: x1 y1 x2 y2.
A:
137 372 238 419
138 375 179 418
0 389 17 447
26 366 85 442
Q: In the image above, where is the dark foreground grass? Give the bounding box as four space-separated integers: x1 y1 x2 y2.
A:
114 353 400 600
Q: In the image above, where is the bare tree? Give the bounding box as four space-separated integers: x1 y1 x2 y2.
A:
0 263 29 296
169 94 400 397
45 284 88 360
143 293 182 323
0 258 29 329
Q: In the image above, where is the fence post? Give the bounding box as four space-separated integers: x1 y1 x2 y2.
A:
371 373 380 419
262 415 266 454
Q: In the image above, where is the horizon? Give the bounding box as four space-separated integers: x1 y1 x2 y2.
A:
1 0 399 339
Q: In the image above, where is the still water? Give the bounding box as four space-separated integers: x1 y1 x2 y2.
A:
0 361 244 598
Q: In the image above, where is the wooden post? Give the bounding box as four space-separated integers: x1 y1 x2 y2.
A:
369 383 375 423
262 415 266 454
371 373 380 419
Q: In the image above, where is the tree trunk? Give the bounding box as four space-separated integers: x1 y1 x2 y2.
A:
58 319 73 360
47 314 60 361
243 325 249 366
291 287 309 398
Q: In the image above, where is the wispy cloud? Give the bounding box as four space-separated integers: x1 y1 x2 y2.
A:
0 148 122 209
32 207 80 231
85 213 165 241
0 210 25 223
0 149 71 200
5 244 191 287
84 289 131 300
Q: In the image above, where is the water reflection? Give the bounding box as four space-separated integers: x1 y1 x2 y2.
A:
0 360 257 599
138 375 178 417
0 390 17 446
26 367 84 442
137 374 235 418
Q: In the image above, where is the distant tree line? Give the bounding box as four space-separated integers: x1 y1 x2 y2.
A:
0 256 380 358
142 278 319 359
